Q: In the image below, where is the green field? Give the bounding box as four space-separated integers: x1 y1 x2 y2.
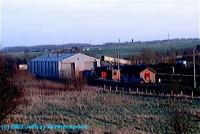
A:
83 40 199 58
3 39 200 60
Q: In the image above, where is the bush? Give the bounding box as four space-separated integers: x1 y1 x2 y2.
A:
167 98 193 134
0 56 24 123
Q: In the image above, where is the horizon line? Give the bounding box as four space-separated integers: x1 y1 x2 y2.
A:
2 37 200 48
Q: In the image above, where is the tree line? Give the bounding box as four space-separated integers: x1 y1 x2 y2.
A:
126 45 200 65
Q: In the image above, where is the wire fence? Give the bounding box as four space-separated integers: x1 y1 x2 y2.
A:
88 79 200 98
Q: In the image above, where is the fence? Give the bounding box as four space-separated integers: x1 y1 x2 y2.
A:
100 84 200 99
88 78 200 98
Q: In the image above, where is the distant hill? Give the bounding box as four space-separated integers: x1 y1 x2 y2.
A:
82 38 200 58
3 43 91 53
2 38 200 54
103 38 200 46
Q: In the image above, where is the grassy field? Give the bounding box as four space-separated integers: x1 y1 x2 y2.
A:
83 42 198 58
2 78 200 134
3 39 200 60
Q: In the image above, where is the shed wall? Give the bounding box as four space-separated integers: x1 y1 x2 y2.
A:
140 69 156 83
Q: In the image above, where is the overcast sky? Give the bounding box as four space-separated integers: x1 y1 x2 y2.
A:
1 0 200 46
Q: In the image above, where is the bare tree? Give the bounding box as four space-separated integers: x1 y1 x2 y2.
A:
141 48 157 64
127 48 157 65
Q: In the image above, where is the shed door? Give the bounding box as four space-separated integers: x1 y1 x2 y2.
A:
101 71 107 79
144 72 150 81
61 63 71 78
71 63 75 78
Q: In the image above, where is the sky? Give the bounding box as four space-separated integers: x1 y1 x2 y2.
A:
0 0 200 47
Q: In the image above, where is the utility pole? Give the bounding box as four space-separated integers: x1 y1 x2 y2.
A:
171 66 174 91
193 48 196 88
89 38 92 46
117 38 120 81
118 38 121 48
168 33 170 44
0 42 2 53
172 66 175 74
168 33 170 40
117 51 120 70
117 38 120 70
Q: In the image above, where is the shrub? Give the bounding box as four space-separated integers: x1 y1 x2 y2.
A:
167 98 193 134
0 56 24 123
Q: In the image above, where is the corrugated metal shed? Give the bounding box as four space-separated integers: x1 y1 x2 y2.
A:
28 53 100 79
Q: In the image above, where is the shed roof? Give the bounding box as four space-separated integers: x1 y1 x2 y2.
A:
30 53 76 62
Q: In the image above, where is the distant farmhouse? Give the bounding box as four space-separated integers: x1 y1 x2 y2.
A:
28 53 100 79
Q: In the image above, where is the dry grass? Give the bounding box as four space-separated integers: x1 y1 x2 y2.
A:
2 86 146 134
1 71 200 134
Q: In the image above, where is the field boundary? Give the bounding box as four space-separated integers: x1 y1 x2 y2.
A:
100 85 200 99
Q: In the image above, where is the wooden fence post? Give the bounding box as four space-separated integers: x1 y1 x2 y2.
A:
192 91 194 98
129 88 131 93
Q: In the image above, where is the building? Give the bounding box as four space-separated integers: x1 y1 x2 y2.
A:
112 69 120 81
101 55 131 65
176 60 187 67
28 53 100 79
19 64 28 71
139 67 156 83
121 65 156 83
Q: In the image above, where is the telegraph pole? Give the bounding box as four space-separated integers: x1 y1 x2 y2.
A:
89 38 91 45
0 42 2 52
193 48 196 88
117 38 120 70
117 51 120 70
117 39 120 81
168 33 170 44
